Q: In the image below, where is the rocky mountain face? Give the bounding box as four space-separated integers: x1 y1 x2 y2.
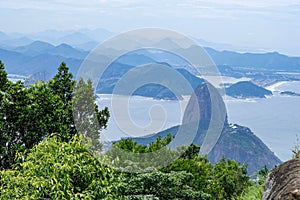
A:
263 158 300 200
208 124 281 175
131 82 281 174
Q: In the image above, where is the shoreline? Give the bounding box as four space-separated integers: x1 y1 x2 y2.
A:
266 81 288 92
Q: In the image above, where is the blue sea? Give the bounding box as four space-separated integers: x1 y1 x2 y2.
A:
226 81 300 161
98 81 300 162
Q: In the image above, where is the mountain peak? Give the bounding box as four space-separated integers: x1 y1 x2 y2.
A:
55 43 73 49
29 40 54 48
14 41 54 54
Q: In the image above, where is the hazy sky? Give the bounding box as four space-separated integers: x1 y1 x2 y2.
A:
0 0 300 55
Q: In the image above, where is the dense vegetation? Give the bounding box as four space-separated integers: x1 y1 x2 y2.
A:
0 61 109 169
0 61 266 199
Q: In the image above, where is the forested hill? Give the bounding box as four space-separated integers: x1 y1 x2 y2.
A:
226 81 273 98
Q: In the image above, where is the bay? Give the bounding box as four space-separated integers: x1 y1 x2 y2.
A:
226 81 300 161
97 81 300 162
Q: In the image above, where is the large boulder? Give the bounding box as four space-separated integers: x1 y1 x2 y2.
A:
263 158 300 200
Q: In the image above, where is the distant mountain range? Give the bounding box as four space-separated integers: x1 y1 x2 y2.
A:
13 41 88 59
0 45 82 78
206 47 300 71
1 31 300 82
0 28 114 50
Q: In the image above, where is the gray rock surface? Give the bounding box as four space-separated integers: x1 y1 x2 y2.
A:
263 158 300 200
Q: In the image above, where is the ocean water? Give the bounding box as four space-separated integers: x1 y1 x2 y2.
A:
226 96 300 161
98 75 250 141
97 94 189 141
98 81 300 162
226 81 300 161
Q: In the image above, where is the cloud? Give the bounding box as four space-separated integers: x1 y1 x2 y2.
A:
168 0 300 20
1 0 299 19
0 0 143 10
193 0 300 8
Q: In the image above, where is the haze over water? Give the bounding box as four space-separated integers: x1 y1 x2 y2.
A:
99 81 300 162
226 82 300 161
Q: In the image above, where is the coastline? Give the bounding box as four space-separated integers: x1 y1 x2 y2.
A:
266 81 288 92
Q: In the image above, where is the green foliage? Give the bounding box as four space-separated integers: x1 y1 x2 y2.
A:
48 62 76 138
0 131 252 199
108 136 250 199
258 165 269 178
0 61 254 199
0 61 109 169
210 157 250 199
117 195 159 200
292 135 300 159
73 78 109 150
0 61 8 89
106 134 178 171
178 143 201 159
113 134 173 153
0 79 29 168
238 171 266 200
120 170 211 200
162 153 213 195
50 62 74 103
108 137 212 199
238 180 264 200
0 62 6 148
0 134 117 199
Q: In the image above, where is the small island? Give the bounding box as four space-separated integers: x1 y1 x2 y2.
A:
226 81 273 98
280 91 300 97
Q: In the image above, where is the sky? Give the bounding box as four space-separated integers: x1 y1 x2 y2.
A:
0 0 300 55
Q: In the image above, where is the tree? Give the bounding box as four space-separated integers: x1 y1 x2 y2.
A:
162 146 213 195
49 61 76 137
50 62 74 103
107 135 250 199
238 171 266 200
210 157 250 199
0 79 28 169
120 170 211 200
0 61 8 90
0 134 117 199
73 78 109 150
0 61 110 169
107 134 177 171
0 61 8 164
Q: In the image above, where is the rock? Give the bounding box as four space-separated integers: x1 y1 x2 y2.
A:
263 158 300 200
208 124 281 175
131 82 281 174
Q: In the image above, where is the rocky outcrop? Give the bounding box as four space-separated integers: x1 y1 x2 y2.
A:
208 124 281 175
182 82 228 128
263 158 300 200
131 82 281 174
